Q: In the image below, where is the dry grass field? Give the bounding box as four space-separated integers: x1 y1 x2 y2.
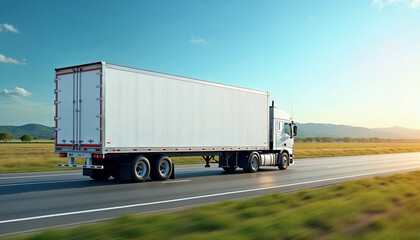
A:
0 143 73 173
0 142 420 173
294 142 420 159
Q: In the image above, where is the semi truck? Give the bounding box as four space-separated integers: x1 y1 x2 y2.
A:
55 62 297 182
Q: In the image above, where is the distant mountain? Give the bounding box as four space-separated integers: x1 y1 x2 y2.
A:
296 123 420 139
373 126 420 139
1 123 419 140
0 124 54 139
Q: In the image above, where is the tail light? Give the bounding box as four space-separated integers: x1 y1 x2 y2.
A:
59 153 67 157
93 154 104 159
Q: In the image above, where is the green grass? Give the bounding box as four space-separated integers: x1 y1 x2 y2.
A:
6 171 420 240
1 142 420 173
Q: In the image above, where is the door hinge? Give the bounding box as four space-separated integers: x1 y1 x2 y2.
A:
54 100 61 105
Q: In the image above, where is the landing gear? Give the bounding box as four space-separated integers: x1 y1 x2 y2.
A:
203 156 217 168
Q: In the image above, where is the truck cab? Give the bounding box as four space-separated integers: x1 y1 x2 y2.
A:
270 101 297 165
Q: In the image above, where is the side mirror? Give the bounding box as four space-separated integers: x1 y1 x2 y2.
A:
293 125 298 136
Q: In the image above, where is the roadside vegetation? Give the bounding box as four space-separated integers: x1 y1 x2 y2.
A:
1 141 420 173
294 136 416 143
294 142 420 159
6 170 420 240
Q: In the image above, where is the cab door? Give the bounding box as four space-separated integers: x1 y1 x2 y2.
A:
280 122 294 151
274 120 293 150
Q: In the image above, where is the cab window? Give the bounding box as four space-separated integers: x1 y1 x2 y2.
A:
283 123 292 136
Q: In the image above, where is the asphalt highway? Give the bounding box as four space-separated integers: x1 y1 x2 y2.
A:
1 152 420 237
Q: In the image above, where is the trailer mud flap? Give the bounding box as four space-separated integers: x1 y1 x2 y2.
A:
83 168 92 177
170 162 175 179
119 163 131 181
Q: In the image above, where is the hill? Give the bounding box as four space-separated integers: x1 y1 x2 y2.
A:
0 124 54 139
0 123 419 140
297 123 420 139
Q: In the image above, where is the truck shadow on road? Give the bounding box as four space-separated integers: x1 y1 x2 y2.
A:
0 168 282 196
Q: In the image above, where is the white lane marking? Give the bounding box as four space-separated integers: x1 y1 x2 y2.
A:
0 179 86 187
176 166 211 170
162 179 191 184
0 173 80 180
1 166 419 224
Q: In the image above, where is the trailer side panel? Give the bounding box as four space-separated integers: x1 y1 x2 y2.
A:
103 64 269 151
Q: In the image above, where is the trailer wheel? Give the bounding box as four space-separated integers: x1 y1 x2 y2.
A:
150 156 173 181
131 156 150 182
223 166 237 172
243 153 259 173
278 152 289 170
90 169 111 181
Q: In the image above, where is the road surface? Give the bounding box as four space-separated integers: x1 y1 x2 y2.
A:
1 152 420 236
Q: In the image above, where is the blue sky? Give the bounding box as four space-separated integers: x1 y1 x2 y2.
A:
1 0 420 129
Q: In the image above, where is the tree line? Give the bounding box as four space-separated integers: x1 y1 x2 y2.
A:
0 132 55 143
1 131 416 144
294 137 413 143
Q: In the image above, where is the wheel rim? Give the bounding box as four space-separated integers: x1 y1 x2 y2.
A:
136 161 147 177
282 155 288 166
251 156 258 169
160 160 170 176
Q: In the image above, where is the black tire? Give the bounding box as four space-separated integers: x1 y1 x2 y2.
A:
150 156 173 181
131 156 151 182
223 166 237 172
243 153 259 173
90 169 111 181
278 152 289 170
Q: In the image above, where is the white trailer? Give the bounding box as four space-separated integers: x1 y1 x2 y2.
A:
55 62 297 182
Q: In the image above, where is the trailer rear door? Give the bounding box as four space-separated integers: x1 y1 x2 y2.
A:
55 65 102 150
